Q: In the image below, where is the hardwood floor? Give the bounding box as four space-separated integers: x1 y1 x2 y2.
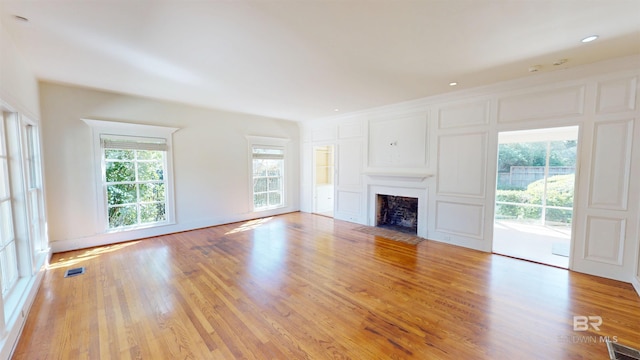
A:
13 212 640 359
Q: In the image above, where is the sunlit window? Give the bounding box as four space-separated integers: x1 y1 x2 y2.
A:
102 137 168 229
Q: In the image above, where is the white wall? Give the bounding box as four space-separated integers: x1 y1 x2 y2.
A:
40 82 300 252
0 21 47 360
300 55 640 292
0 22 39 119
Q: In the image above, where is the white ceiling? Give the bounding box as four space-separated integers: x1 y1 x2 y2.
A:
1 1 639 121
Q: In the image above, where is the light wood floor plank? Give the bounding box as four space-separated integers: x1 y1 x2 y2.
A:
13 212 640 359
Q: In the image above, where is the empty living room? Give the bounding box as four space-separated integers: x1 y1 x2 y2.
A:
1 1 639 359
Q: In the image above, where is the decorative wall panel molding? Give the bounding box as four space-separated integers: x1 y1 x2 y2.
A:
497 86 585 123
438 100 490 129
338 122 362 139
312 126 337 142
338 139 363 187
584 216 626 265
596 77 637 114
435 201 484 239
437 132 487 198
588 119 633 210
368 114 428 168
337 191 361 215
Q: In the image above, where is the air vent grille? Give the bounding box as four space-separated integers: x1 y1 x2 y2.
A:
64 267 85 278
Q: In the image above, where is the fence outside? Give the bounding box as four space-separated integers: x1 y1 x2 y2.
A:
497 166 575 189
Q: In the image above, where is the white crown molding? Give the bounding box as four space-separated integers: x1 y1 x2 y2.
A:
303 54 640 127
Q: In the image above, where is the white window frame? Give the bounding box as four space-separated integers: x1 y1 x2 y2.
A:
83 119 178 233
246 136 290 212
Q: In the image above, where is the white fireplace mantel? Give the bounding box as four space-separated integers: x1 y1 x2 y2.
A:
364 171 433 182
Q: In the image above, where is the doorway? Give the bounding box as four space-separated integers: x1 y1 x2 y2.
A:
313 145 334 217
493 126 578 268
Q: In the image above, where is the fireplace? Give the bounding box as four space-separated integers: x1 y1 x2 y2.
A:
368 182 429 239
376 194 419 234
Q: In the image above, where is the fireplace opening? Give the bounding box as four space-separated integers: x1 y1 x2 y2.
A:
376 194 418 235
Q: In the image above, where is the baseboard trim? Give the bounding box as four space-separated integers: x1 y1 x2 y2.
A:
632 275 640 298
50 207 299 253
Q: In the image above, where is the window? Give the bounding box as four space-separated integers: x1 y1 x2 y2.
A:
83 119 178 232
24 124 47 253
252 146 285 210
247 136 289 212
0 113 18 298
102 136 168 229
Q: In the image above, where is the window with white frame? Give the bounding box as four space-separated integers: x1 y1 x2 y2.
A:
83 119 177 232
252 146 284 209
248 137 288 211
102 136 168 229
0 113 19 299
24 124 47 253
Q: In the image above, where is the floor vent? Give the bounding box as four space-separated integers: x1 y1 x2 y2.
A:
608 341 640 360
64 267 85 278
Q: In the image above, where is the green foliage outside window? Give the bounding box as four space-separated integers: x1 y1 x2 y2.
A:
253 158 283 209
495 174 574 224
105 149 166 228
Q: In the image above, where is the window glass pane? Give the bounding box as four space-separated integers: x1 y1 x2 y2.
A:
108 205 138 228
106 161 135 182
105 149 134 160
254 178 267 192
137 150 163 161
0 200 13 245
140 203 166 223
107 184 137 205
1 242 18 295
268 192 282 206
267 160 281 176
139 183 165 202
253 160 267 176
0 161 9 199
137 161 163 181
268 177 280 191
254 193 267 208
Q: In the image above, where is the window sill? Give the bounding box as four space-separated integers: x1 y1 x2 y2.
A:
254 205 286 212
104 220 176 234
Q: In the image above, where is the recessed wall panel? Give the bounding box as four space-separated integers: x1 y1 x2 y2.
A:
312 127 336 142
597 77 637 114
584 216 626 265
338 139 362 187
438 100 489 129
588 119 633 210
339 122 362 139
497 86 584 123
337 191 361 215
368 114 427 168
435 201 484 238
437 132 487 197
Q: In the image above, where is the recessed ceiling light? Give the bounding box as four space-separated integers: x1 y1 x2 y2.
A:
334 109 339 112
13 15 29 22
581 35 598 43
449 82 458 86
